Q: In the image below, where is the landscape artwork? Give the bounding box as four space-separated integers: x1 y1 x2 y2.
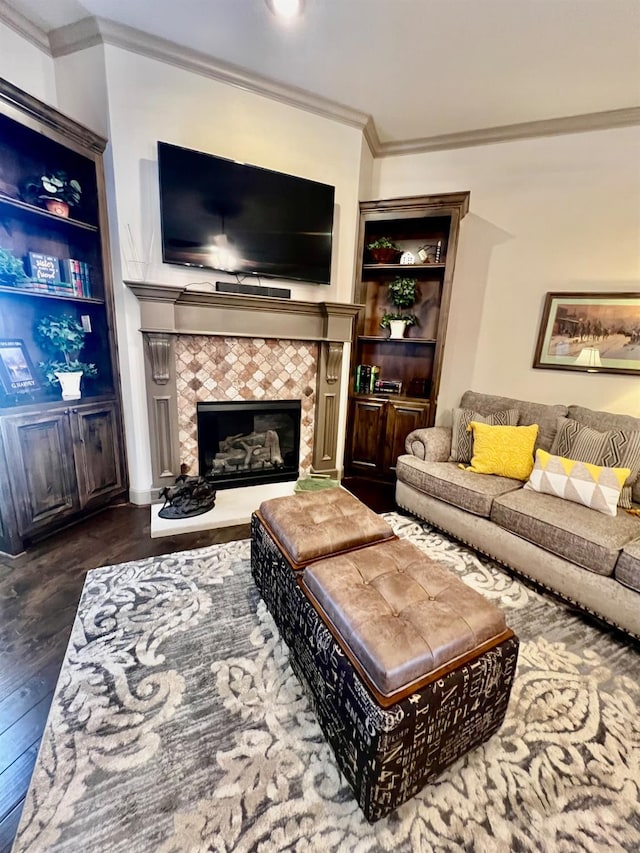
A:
533 293 640 374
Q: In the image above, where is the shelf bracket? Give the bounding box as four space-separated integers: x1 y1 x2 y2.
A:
145 332 172 385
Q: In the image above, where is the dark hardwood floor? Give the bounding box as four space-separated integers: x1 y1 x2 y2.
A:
0 503 250 853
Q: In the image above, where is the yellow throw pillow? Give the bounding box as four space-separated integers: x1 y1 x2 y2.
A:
524 448 631 517
463 422 539 480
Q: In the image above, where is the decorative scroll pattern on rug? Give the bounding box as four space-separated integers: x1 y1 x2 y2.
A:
13 516 640 852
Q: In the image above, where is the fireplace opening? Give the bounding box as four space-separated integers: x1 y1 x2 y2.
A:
196 399 301 489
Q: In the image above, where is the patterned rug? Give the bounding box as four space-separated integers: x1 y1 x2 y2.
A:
14 513 640 852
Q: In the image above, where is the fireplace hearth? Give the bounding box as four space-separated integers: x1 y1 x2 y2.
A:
197 399 301 489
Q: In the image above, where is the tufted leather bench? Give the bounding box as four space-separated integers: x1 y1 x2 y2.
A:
251 489 519 821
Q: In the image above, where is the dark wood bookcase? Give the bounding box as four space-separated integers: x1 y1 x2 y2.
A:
0 79 127 555
344 193 469 488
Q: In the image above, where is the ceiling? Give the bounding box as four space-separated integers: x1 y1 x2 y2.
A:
5 0 640 145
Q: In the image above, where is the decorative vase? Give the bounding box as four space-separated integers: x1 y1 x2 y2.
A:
55 370 83 400
370 247 397 264
388 319 408 339
44 198 70 218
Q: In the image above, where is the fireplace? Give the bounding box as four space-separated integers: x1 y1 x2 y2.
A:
197 399 301 489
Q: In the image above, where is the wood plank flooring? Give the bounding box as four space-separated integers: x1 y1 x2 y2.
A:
0 502 250 853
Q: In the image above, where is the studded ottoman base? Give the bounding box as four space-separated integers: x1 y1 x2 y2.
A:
250 494 519 822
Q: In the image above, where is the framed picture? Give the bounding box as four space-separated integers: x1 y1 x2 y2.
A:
533 292 640 375
0 339 39 394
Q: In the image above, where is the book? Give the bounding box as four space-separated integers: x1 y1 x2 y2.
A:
60 258 92 297
370 365 380 393
358 364 371 394
374 379 403 394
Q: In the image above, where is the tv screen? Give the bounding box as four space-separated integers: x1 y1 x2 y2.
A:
157 142 335 285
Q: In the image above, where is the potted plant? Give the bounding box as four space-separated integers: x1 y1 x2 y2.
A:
367 237 399 264
380 276 419 338
21 171 82 218
0 247 28 287
35 313 97 400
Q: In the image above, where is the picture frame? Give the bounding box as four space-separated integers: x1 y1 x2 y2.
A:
533 292 640 375
0 339 39 394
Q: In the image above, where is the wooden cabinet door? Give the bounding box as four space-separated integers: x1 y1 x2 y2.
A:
348 398 387 473
72 402 124 507
1 410 79 535
383 400 430 475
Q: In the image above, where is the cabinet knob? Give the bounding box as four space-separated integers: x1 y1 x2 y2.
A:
63 408 70 415
72 408 78 414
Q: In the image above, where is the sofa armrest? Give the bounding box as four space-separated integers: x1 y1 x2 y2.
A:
405 427 452 462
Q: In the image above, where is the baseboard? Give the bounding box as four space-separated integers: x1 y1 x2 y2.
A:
128 487 154 506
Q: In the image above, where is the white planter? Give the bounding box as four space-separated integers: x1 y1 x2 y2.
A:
55 370 83 401
388 319 408 339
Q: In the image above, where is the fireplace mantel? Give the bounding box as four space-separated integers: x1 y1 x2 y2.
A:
125 281 362 343
125 281 362 494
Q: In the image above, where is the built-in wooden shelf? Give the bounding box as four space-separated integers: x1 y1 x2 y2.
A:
0 195 98 231
0 284 104 304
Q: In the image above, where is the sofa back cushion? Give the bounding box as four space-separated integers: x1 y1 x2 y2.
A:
460 391 568 452
551 416 640 508
568 406 640 506
449 407 519 463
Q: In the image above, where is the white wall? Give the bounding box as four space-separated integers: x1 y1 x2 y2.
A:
0 20 56 104
57 44 366 500
373 127 640 420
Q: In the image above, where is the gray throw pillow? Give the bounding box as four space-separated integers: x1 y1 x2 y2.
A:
550 417 640 508
449 408 520 464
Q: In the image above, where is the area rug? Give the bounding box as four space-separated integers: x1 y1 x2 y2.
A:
14 513 640 852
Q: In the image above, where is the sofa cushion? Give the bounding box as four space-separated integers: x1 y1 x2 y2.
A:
550 417 640 509
615 540 640 593
449 407 519 463
460 390 567 452
567 405 640 505
491 489 640 576
524 448 631 517
396 455 522 517
464 422 538 481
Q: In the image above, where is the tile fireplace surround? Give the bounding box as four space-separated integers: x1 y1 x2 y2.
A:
126 282 361 497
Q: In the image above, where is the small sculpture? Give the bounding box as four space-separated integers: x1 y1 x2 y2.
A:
158 474 217 519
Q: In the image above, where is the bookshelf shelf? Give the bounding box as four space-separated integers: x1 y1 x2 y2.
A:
345 193 469 483
0 78 126 556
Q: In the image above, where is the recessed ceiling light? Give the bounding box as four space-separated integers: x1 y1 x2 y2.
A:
265 0 304 19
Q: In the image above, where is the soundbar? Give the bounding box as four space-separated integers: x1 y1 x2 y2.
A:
215 281 291 299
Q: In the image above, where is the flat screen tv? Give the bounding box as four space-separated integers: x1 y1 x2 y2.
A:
157 141 335 285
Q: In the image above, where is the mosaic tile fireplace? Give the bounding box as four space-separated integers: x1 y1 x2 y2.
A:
175 335 316 477
127 282 360 500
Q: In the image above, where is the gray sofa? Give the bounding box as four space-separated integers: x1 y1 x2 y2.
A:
395 390 640 639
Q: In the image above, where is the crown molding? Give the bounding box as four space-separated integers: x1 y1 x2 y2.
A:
5 7 639 156
0 0 49 52
49 16 371 133
362 116 381 157
379 107 640 156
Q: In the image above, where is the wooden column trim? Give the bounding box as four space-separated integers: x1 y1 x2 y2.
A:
142 332 181 490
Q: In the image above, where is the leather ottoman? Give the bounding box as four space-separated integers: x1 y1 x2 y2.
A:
250 489 519 822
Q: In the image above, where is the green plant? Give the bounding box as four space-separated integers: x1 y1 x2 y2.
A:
367 237 399 250
380 312 418 329
387 276 418 309
380 276 419 330
0 247 27 285
35 314 97 384
21 171 82 207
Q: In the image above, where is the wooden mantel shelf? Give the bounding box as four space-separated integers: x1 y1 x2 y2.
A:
125 281 363 343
